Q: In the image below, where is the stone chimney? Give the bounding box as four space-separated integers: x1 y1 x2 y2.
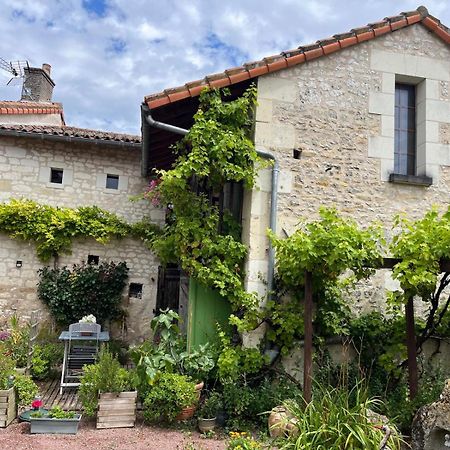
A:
21 63 55 102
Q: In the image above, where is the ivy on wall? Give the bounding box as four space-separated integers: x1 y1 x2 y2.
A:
0 198 160 261
38 261 129 325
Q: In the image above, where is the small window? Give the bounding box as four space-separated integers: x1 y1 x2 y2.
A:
50 168 64 184
87 255 99 265
128 283 143 299
106 174 119 190
394 84 416 176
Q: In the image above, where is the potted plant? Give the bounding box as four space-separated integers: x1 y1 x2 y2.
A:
198 391 222 433
29 406 81 434
1 316 30 373
130 309 215 389
79 348 137 429
78 315 97 335
142 372 198 423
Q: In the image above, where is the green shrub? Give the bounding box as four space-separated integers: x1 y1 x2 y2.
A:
199 391 223 419
0 353 15 389
13 373 39 407
79 349 136 417
38 261 129 325
222 376 302 430
31 343 64 380
382 367 445 433
143 372 197 423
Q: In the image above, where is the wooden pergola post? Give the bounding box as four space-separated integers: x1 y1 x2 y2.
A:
303 270 313 404
300 258 431 404
405 296 418 399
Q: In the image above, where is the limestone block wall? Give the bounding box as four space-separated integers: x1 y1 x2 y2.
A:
58 237 158 343
0 136 163 342
239 24 450 370
244 24 450 316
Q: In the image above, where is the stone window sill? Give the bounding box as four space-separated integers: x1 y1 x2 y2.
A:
388 173 433 187
46 182 64 189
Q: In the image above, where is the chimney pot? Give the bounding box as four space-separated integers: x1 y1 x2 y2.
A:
42 64 51 76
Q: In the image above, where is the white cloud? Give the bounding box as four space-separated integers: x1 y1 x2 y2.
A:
0 0 448 135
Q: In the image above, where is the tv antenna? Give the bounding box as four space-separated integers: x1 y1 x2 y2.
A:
0 58 29 86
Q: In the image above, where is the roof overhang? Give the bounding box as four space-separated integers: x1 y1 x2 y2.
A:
141 79 252 176
0 127 141 149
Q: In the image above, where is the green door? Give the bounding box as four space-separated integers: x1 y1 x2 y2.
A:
187 279 231 350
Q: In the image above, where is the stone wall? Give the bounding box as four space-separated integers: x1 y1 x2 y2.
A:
245 24 450 313
0 135 163 342
241 24 450 360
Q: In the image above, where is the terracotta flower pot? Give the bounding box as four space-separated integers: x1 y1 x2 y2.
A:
176 405 196 421
175 381 203 421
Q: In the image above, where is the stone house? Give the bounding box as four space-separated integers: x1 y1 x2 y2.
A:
141 6 450 348
0 64 163 341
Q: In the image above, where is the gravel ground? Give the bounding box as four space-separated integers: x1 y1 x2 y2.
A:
0 419 227 450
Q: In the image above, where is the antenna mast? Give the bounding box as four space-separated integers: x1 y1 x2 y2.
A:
0 58 29 85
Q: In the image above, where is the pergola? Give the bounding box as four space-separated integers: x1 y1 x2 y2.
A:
302 257 450 403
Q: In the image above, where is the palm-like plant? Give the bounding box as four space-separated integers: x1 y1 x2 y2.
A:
280 382 403 450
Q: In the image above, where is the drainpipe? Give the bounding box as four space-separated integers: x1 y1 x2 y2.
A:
143 109 279 294
144 109 188 136
255 149 279 296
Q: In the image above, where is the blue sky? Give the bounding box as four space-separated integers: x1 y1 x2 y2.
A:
0 0 449 135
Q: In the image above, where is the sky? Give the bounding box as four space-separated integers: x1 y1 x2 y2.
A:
0 0 449 135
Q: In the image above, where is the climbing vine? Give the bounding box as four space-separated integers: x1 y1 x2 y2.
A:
144 86 262 329
0 199 160 261
389 207 450 350
267 208 383 352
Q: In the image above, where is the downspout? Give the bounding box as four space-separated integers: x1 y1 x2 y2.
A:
143 108 279 294
254 149 279 296
144 109 189 136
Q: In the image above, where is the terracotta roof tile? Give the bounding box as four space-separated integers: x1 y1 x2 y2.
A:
0 101 63 115
0 100 66 125
144 6 450 110
0 124 140 145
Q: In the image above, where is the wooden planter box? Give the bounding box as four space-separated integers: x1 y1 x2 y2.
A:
0 387 17 428
96 391 137 429
30 414 82 434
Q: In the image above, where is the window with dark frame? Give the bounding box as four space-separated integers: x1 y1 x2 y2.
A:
394 84 416 176
106 174 119 190
50 168 64 184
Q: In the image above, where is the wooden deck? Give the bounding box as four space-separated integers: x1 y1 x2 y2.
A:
37 378 82 411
